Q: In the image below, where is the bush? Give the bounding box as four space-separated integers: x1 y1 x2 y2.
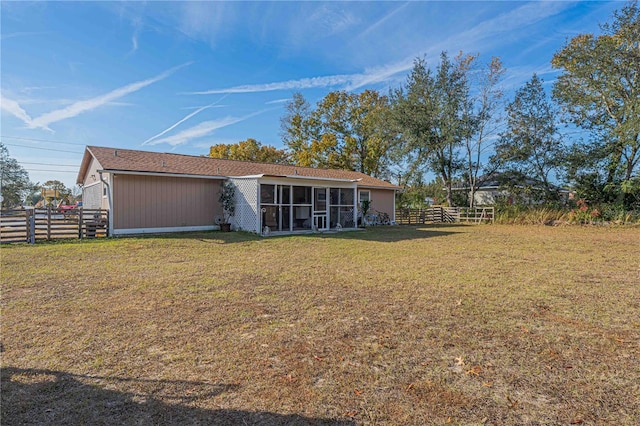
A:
494 201 640 225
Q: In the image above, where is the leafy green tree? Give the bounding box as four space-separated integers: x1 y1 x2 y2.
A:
280 90 397 178
552 1 640 206
0 142 34 208
492 74 564 201
280 92 320 167
312 89 396 178
209 138 289 164
396 176 447 209
391 53 473 206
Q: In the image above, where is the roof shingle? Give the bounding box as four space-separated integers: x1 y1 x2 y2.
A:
79 146 399 189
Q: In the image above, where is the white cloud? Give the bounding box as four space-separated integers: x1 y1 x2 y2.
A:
126 17 143 57
27 62 191 131
146 116 245 146
307 4 359 37
185 74 356 95
177 2 232 46
448 1 572 50
265 98 291 105
143 96 228 145
0 94 35 128
147 108 272 147
185 1 573 96
0 31 49 40
356 2 409 41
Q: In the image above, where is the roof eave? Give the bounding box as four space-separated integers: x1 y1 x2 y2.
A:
101 169 227 180
76 147 94 185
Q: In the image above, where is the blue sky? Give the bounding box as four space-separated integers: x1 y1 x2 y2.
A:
1 1 620 189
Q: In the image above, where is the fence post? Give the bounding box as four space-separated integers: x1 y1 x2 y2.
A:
78 208 84 239
28 210 35 244
25 209 31 243
47 206 52 241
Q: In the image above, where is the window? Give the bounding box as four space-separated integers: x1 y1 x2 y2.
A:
293 186 311 204
329 187 355 228
359 190 370 204
260 184 312 232
102 184 107 197
340 188 354 205
261 184 276 204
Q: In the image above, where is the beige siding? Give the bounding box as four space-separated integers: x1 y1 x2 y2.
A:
81 156 102 187
112 174 222 230
80 157 110 210
369 188 396 220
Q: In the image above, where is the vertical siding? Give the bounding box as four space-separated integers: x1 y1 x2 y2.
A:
369 189 396 219
112 174 222 230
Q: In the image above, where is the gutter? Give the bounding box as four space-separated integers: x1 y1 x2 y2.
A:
100 169 226 180
98 170 114 236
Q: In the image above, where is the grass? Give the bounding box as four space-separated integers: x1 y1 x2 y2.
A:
2 225 639 425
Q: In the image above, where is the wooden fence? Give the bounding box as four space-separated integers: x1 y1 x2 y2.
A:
395 206 494 225
0 208 109 244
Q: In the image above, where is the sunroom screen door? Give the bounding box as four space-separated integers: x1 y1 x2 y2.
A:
313 187 328 230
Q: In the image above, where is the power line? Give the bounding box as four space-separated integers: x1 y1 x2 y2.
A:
23 169 79 173
1 135 88 146
19 161 79 167
1 143 83 154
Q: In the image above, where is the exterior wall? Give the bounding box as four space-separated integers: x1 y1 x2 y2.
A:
112 174 222 231
80 157 111 210
368 188 396 221
474 189 500 206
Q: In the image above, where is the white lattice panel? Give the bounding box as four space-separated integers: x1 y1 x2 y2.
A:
83 184 102 209
229 178 259 233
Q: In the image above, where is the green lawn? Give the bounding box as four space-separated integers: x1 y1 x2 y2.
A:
2 225 639 425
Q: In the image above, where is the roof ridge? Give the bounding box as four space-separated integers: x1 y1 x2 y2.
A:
86 145 371 177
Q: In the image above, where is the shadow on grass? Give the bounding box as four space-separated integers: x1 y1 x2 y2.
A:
313 224 466 242
15 225 468 246
1 366 354 425
192 225 466 243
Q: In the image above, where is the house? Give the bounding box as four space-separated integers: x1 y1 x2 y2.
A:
76 146 399 235
452 173 574 206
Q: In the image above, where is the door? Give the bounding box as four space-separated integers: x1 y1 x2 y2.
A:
313 187 328 230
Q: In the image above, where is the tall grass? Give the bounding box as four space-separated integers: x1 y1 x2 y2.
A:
494 205 568 225
494 204 640 225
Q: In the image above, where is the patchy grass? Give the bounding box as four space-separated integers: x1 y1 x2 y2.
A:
2 225 639 425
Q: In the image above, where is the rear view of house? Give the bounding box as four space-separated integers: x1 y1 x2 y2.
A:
77 146 399 236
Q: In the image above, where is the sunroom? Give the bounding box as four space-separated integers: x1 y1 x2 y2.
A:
229 175 361 234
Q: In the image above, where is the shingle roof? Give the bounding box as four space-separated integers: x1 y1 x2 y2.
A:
78 146 399 189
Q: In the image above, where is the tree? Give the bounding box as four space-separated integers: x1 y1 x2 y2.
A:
492 74 564 201
280 92 320 167
312 89 396 178
396 176 447 209
552 1 640 206
0 142 34 208
462 56 506 208
391 53 473 206
209 138 289 164
280 90 397 178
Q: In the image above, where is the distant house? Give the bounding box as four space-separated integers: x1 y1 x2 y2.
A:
76 146 399 235
453 173 574 206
